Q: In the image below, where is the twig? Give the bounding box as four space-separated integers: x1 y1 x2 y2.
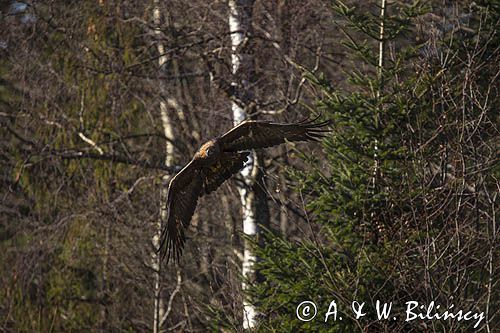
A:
159 269 182 327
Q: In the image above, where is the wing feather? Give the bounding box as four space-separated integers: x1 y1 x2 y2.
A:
218 116 331 152
159 159 204 263
159 152 249 263
203 152 249 194
159 116 330 263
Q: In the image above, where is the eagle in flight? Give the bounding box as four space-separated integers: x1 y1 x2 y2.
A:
159 116 331 263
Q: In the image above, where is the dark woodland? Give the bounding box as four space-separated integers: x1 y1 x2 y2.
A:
0 0 498 332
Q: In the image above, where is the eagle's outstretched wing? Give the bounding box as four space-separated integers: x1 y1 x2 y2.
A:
218 116 331 152
203 152 250 194
159 152 249 263
159 159 204 263
159 116 330 263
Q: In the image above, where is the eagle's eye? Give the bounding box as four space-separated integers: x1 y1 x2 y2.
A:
204 147 213 156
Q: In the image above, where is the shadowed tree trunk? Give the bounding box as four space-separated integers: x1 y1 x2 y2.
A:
228 0 269 329
152 1 173 332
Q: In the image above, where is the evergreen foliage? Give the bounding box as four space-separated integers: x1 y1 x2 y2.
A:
249 1 498 331
1 0 497 331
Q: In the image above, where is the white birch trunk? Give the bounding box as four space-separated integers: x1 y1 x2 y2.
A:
152 2 174 333
228 0 263 329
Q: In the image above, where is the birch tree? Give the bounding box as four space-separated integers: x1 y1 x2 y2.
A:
228 0 269 329
152 1 174 332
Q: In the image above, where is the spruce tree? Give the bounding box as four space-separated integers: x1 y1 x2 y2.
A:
249 1 498 331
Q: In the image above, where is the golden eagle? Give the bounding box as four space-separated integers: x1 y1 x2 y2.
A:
159 116 330 263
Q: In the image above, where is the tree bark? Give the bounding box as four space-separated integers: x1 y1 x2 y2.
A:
228 0 269 329
152 1 174 332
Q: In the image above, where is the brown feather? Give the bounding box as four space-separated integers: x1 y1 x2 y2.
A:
159 153 249 263
218 117 331 152
203 152 249 194
159 116 331 264
159 159 203 263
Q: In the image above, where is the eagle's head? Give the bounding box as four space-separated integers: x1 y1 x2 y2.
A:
196 140 220 161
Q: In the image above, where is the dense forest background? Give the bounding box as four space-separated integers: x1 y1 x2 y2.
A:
0 0 498 332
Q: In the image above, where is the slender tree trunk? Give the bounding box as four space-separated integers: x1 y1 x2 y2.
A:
228 0 269 329
100 97 118 333
152 2 174 332
370 0 386 237
100 215 110 333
